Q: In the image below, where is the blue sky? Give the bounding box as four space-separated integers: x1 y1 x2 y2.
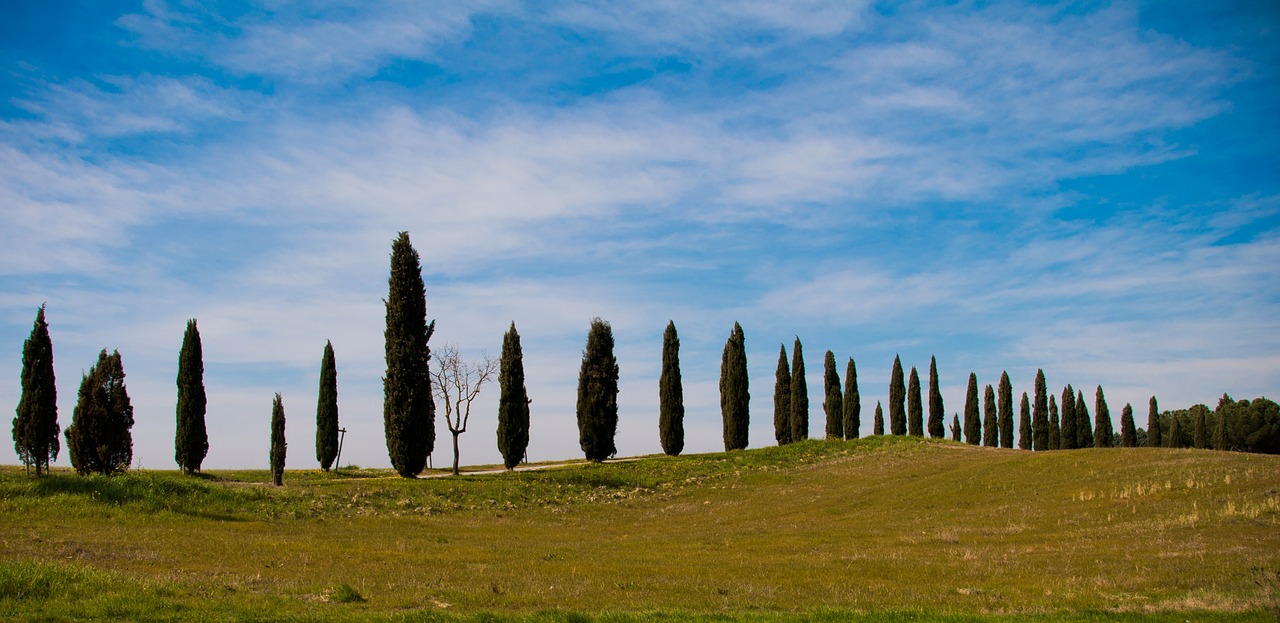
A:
2 1 1277 470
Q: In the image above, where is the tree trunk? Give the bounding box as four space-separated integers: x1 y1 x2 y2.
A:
452 431 461 476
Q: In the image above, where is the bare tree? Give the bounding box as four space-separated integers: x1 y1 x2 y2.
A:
430 343 498 475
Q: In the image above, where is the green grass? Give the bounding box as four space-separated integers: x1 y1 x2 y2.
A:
1 437 1278 622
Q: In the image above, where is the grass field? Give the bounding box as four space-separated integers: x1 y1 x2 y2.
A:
1 436 1278 622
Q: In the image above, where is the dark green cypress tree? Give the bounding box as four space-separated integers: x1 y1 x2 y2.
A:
823 351 843 439
963 373 980 445
1192 404 1208 449
578 318 619 462
873 401 884 436
1048 395 1060 450
927 356 944 439
998 372 1014 448
907 367 923 437
65 350 134 475
175 319 209 475
12 305 59 477
1059 386 1077 450
843 357 860 440
1120 403 1137 447
1076 389 1093 448
498 322 531 467
383 232 434 478
1146 396 1161 448
1166 411 1181 448
657 321 684 457
315 341 339 471
889 356 906 435
982 384 998 447
790 338 808 442
720 322 750 451
1094 386 1112 448
773 344 792 446
1019 392 1032 450
1032 369 1049 451
270 393 286 486
1213 397 1228 450
949 414 961 441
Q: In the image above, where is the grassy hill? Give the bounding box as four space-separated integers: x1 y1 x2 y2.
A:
1 436 1278 622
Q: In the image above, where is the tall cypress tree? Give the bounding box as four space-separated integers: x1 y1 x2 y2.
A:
790 338 808 442
950 414 961 441
998 372 1014 449
578 318 619 462
270 393 286 486
1060 386 1077 450
927 356 944 439
383 232 434 478
65 350 133 475
498 322 531 467
12 305 59 477
1032 369 1049 451
982 384 998 447
873 401 884 436
1120 403 1137 447
1192 405 1208 449
1019 392 1032 450
1212 398 1227 450
1146 396 1161 448
1166 411 1181 448
843 357 860 440
773 344 792 446
889 356 906 435
720 322 750 451
658 321 684 457
1076 389 1093 448
963 373 980 445
823 351 843 439
907 367 923 437
1048 395 1060 450
315 340 339 471
175 319 209 475
1094 386 1112 448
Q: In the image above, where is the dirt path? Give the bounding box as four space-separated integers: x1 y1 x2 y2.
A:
417 456 644 478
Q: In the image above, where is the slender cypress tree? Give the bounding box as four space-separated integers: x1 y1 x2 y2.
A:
315 340 339 471
907 367 923 437
1120 403 1137 447
1048 395 1060 450
578 318 619 462
873 402 884 436
773 344 792 446
65 350 133 475
998 372 1014 448
927 356 944 439
950 414 961 441
1213 399 1227 450
658 321 684 457
1076 389 1093 448
790 338 808 442
1019 392 1032 450
1032 369 1049 451
175 319 209 475
270 393 286 486
12 305 59 477
1166 411 1181 448
1146 396 1161 448
1094 386 1112 448
383 232 434 478
1192 404 1208 449
963 373 980 445
720 322 749 451
1060 386 1077 450
982 384 998 447
843 357 860 440
889 356 906 435
823 351 843 439
498 322 531 467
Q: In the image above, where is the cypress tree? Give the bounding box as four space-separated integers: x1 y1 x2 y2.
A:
998 372 1014 448
1019 392 1032 450
873 402 884 436
1166 411 1181 448
927 356 944 439
1048 395 1060 450
383 231 435 478
823 351 843 439
963 373 980 445
1146 396 1161 448
175 319 208 475
773 345 792 446
12 305 59 477
498 322 531 467
907 367 923 437
657 321 684 457
1213 398 1227 450
315 340 339 471
1094 385 1112 448
270 393 286 486
1060 386 1077 450
1076 389 1093 448
1032 369 1049 451
982 384 998 447
949 414 961 441
65 349 133 475
578 318 619 462
1192 404 1208 449
790 338 808 442
1120 403 1137 447
843 357 860 440
889 356 906 435
719 322 749 451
